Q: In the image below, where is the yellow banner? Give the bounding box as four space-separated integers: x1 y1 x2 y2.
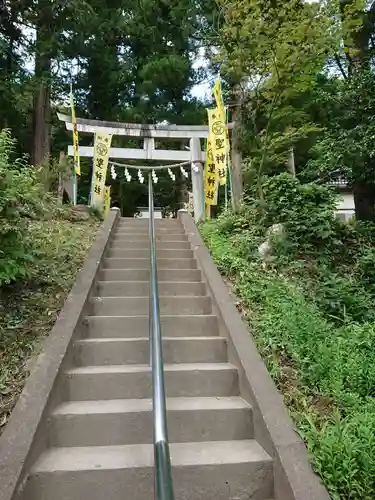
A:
213 78 225 124
206 202 211 220
70 86 80 176
91 133 112 207
204 136 218 206
104 186 111 215
207 108 227 185
213 78 231 159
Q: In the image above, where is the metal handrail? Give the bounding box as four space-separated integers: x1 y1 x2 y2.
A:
148 172 175 500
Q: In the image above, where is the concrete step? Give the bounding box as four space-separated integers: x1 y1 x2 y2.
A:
109 240 191 249
63 363 238 400
116 224 183 232
117 221 181 227
96 281 205 297
83 314 218 338
99 268 201 282
74 337 227 365
111 233 188 242
50 396 253 447
118 218 181 226
27 440 273 500
114 227 185 235
107 248 193 259
103 258 197 269
90 296 211 316
116 219 182 226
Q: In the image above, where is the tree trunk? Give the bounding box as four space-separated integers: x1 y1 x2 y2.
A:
32 1 52 166
57 151 67 204
230 90 244 212
353 181 375 222
287 147 296 177
32 80 50 166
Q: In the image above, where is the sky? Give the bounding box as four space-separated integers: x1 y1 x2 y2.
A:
191 79 212 101
190 47 213 101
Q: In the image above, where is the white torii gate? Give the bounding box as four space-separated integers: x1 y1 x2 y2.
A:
57 113 220 221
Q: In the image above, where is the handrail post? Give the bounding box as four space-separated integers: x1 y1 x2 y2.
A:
148 172 175 500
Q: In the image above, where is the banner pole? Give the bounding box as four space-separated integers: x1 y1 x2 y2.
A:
70 82 80 205
226 105 232 211
225 175 228 210
202 137 207 222
73 168 77 205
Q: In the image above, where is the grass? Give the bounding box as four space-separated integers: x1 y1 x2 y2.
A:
201 220 375 500
0 217 100 432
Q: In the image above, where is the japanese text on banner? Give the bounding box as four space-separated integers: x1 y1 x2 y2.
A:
204 136 218 206
69 86 80 176
213 78 231 159
91 133 112 207
207 107 227 186
104 186 111 215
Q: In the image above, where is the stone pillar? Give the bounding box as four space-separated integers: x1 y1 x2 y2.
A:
143 137 154 160
189 137 204 222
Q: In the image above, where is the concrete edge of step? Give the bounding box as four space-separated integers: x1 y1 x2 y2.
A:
178 210 330 500
0 209 120 500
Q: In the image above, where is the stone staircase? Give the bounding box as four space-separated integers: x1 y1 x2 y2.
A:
24 217 275 500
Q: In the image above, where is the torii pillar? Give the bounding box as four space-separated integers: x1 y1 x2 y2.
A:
190 137 204 222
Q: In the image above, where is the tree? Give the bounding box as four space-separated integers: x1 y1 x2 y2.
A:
216 0 329 198
31 0 53 166
70 0 209 213
314 0 375 221
0 1 32 154
20 0 94 165
0 0 213 214
305 71 375 221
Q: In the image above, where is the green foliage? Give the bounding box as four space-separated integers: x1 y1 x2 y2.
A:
201 173 375 497
0 217 99 431
305 72 375 185
0 130 50 285
261 174 338 251
1 0 212 213
215 0 375 222
217 0 329 90
216 0 330 185
211 2 375 490
356 246 375 286
0 130 101 430
313 270 375 324
300 409 375 500
87 205 104 221
0 130 101 433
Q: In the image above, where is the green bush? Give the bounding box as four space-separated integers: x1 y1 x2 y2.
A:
312 270 375 324
300 409 375 500
356 246 375 286
0 130 49 285
201 199 375 499
0 217 100 431
262 173 338 251
319 323 375 402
